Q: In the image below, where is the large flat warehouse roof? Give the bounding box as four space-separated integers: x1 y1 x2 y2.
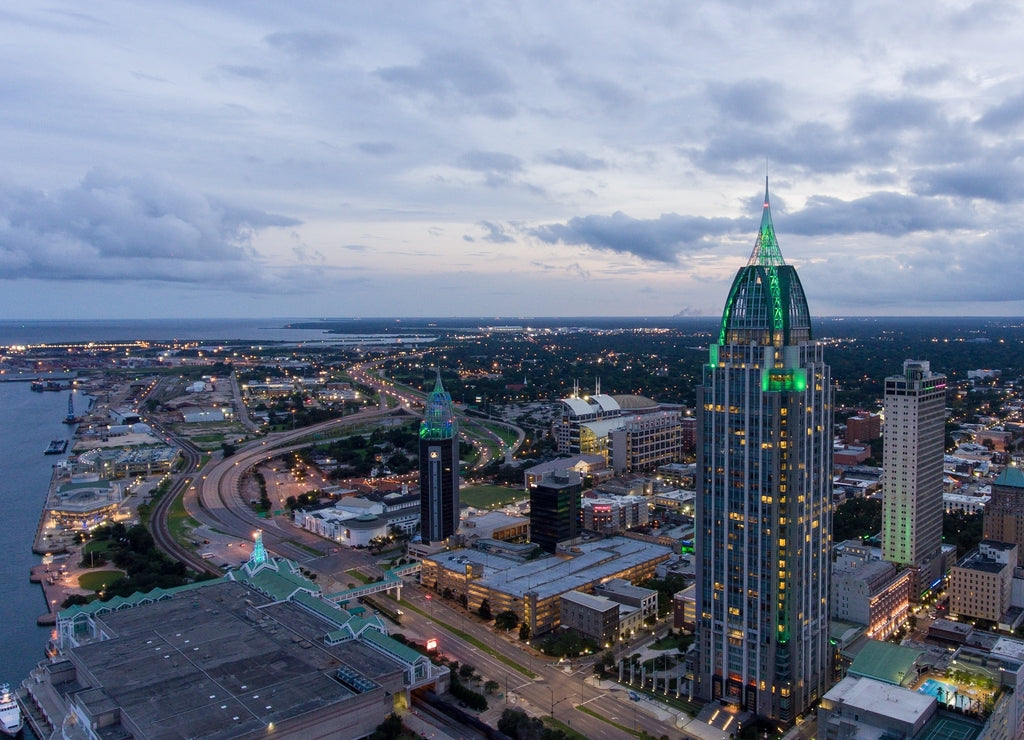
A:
68 579 404 738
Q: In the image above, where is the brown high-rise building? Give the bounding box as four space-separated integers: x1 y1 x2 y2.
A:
983 467 1024 566
845 411 881 445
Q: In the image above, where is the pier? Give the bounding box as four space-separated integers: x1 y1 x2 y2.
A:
29 558 85 626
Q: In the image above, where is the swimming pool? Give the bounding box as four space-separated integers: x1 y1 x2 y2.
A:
919 678 970 709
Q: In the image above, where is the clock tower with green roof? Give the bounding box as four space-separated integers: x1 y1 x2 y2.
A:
419 370 460 543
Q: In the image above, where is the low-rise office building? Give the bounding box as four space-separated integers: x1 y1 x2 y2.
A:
949 541 1017 623
819 675 937 740
581 495 649 534
524 455 607 488
608 412 689 474
594 578 658 620
559 590 624 645
673 585 696 631
419 537 672 636
831 558 912 641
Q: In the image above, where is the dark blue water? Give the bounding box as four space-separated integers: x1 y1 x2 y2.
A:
0 318 335 346
0 382 73 685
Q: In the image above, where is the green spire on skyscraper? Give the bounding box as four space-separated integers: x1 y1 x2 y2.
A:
716 178 811 348
748 177 785 267
419 370 456 440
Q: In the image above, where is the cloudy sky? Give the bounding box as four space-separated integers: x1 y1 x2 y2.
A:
4 1 1024 319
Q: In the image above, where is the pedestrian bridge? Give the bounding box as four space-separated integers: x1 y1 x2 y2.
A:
324 561 421 604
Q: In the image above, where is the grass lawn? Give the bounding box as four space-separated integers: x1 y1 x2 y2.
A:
167 488 201 548
460 484 524 510
542 717 588 740
651 632 694 651
345 569 371 584
78 570 123 592
482 422 518 447
83 540 113 555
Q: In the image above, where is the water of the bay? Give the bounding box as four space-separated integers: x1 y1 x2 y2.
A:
0 318 332 346
0 382 73 690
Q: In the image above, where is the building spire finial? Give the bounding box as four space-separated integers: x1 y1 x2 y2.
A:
251 529 267 566
747 176 785 267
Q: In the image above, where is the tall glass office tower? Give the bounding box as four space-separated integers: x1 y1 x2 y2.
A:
419 371 459 543
695 181 833 725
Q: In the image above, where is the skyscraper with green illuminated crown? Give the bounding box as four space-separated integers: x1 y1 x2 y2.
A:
695 180 832 726
419 370 460 543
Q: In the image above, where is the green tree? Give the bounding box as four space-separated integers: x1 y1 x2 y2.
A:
832 497 882 543
519 622 531 641
368 713 404 740
943 510 984 555
477 598 493 620
495 609 519 631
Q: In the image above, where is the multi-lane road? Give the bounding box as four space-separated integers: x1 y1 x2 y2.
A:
145 369 684 737
349 359 526 472
400 586 684 739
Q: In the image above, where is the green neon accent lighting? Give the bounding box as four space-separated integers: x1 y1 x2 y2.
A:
717 279 743 346
766 265 784 333
251 529 267 566
420 370 457 440
714 179 814 349
755 180 786 336
709 343 719 366
762 369 808 393
751 179 785 268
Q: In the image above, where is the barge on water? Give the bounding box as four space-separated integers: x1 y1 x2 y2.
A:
44 439 68 455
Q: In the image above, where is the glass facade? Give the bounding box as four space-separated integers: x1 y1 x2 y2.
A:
419 372 459 543
695 182 833 725
529 473 581 553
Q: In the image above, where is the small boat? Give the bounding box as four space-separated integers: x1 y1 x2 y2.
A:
0 684 22 736
44 439 68 455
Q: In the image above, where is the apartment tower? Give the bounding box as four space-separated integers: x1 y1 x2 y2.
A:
695 180 833 725
881 360 946 595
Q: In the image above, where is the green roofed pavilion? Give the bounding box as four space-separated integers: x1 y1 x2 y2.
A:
848 640 924 687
